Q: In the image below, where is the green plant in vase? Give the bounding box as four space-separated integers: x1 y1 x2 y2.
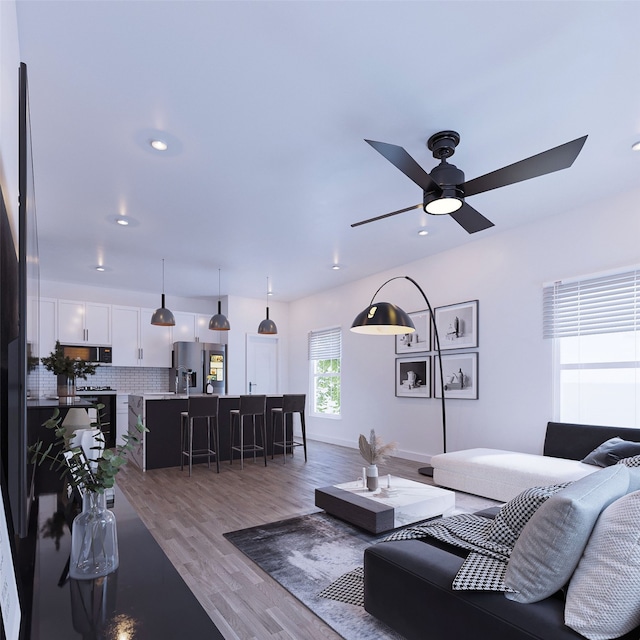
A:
31 405 148 579
40 340 99 398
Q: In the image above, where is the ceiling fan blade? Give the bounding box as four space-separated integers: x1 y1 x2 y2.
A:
351 203 422 228
449 202 495 234
463 135 588 197
365 140 438 192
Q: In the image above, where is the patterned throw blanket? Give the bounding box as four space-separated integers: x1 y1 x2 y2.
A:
319 483 568 604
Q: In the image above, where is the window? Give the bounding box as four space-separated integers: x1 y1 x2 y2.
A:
543 269 640 427
308 327 341 417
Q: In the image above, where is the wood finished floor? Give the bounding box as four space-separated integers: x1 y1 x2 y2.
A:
116 440 485 639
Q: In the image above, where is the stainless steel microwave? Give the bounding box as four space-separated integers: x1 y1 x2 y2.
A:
60 344 112 365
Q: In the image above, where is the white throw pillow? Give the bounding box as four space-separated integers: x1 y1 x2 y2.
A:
565 490 640 640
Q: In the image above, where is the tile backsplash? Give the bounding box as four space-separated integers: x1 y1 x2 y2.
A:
30 365 171 397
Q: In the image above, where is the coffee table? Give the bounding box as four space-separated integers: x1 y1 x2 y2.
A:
315 475 456 534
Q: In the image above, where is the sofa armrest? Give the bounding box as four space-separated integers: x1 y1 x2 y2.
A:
364 540 587 640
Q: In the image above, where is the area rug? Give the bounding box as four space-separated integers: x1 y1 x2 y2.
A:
224 492 500 640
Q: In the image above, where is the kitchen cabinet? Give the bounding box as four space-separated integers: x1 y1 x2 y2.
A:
171 311 197 343
57 299 111 345
111 306 172 368
116 393 129 445
196 313 216 342
38 297 57 357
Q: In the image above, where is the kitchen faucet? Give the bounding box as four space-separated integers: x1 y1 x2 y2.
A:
176 366 192 398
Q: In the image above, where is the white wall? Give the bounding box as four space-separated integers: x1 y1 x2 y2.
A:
289 188 640 464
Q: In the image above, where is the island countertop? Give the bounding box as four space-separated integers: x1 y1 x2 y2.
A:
128 394 286 471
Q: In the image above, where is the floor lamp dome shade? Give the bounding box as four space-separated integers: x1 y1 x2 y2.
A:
209 269 230 330
258 277 277 334
351 302 415 335
151 259 176 326
350 275 447 475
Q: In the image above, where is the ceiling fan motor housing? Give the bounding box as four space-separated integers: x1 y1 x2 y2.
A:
423 161 465 214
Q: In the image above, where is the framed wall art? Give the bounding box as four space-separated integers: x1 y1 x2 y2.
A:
396 356 431 398
434 300 478 350
395 309 431 354
434 352 478 400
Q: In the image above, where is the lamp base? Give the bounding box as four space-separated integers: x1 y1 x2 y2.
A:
418 465 434 477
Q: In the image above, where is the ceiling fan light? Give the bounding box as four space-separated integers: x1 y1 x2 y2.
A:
424 192 463 215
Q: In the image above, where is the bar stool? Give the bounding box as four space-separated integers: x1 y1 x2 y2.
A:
229 395 267 469
180 396 220 476
271 394 307 463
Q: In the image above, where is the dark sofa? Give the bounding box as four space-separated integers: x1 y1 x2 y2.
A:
364 421 640 640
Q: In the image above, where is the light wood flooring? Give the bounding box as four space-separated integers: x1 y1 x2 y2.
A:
116 440 493 640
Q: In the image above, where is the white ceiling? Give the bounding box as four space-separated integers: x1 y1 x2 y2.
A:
14 1 640 303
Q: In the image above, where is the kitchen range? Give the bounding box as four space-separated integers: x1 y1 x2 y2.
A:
75 386 117 448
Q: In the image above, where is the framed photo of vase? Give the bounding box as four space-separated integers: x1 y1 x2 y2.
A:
395 309 431 354
396 356 431 398
434 300 478 350
434 352 478 400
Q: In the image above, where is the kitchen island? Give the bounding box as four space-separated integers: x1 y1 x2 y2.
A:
128 394 289 471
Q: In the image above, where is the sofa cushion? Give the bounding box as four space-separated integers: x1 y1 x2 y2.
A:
504 464 630 603
565 490 640 640
486 484 567 548
582 437 640 467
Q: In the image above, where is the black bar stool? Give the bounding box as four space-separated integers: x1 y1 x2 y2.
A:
271 394 307 463
180 396 220 476
229 395 267 469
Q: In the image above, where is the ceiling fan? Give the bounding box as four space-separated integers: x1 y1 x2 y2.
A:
351 131 588 234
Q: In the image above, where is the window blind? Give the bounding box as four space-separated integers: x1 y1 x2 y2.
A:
543 269 640 339
308 327 342 360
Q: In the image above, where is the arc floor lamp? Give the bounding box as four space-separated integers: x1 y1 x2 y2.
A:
351 275 446 476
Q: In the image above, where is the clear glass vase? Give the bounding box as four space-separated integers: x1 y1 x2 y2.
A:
69 491 119 580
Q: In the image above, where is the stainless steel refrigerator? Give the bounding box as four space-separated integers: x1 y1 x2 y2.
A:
171 342 227 394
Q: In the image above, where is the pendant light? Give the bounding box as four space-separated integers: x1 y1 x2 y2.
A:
209 268 231 331
258 277 277 335
150 258 176 326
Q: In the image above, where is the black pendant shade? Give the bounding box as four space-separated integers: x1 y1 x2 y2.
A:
258 306 277 335
351 301 415 335
151 259 175 326
209 269 230 331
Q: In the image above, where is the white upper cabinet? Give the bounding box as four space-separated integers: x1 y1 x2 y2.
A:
196 313 215 342
57 300 111 345
111 306 173 368
111 306 141 367
171 312 197 343
140 309 173 368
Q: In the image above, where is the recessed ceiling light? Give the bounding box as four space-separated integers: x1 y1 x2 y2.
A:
331 264 342 270
267 291 273 296
150 139 168 151
418 228 429 236
96 266 105 272
632 141 640 152
116 217 129 226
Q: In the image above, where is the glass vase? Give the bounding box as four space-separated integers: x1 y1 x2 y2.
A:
69 491 119 580
366 464 379 491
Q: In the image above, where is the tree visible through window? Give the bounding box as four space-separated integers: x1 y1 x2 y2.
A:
308 327 341 417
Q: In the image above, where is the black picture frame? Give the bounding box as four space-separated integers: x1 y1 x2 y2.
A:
434 300 478 351
395 309 431 354
395 356 431 398
434 352 479 400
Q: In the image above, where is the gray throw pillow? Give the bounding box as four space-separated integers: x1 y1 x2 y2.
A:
565 491 640 640
582 437 640 467
504 464 630 603
486 483 568 548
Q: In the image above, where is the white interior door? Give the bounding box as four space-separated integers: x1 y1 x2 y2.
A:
246 334 278 394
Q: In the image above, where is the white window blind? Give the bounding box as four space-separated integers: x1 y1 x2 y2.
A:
543 269 640 339
308 327 342 360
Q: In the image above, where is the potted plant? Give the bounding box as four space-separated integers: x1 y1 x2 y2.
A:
359 429 397 491
31 406 147 579
40 340 99 398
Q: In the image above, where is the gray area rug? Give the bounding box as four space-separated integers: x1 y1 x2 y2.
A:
224 491 501 640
